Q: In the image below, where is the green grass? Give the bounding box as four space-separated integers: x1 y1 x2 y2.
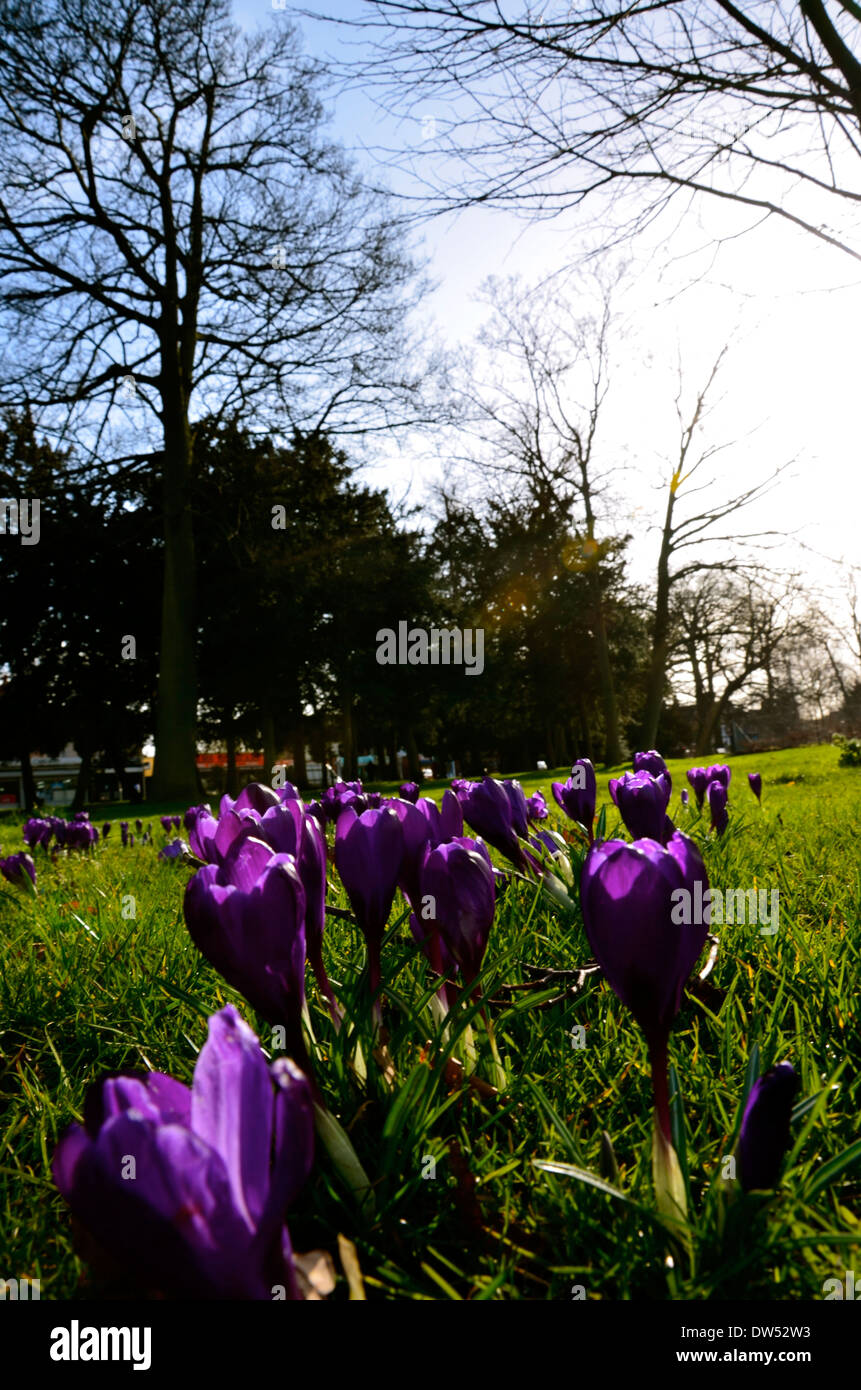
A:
0 744 859 1300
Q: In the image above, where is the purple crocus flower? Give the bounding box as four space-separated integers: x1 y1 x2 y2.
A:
580 832 709 1141
184 804 210 832
398 781 421 803
221 783 281 818
608 770 672 843
414 790 464 846
390 798 433 912
254 802 339 1023
500 779 529 838
294 811 339 1024
680 789 689 808
526 789 549 822
120 821 129 847
748 772 762 803
707 763 731 790
419 837 495 990
102 823 111 839
158 839 189 862
737 1062 799 1192
455 776 528 871
23 818 46 849
708 780 729 837
0 851 36 890
551 759 597 836
160 815 174 835
686 767 709 809
633 750 672 794
184 837 308 1066
135 819 143 834
51 1005 314 1300
334 806 403 1020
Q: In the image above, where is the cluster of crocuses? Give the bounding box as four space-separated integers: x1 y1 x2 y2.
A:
178 778 506 1041
544 749 795 1216
47 754 795 1298
23 810 103 852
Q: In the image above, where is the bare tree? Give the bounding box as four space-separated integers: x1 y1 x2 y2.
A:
0 0 427 798
343 1 861 262
643 350 790 746
670 569 802 752
446 274 625 763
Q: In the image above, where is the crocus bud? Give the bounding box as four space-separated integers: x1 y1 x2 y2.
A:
706 764 731 790
685 767 709 809
526 790 549 822
102 823 111 839
455 776 528 870
500 779 529 838
51 1005 314 1299
390 798 432 910
184 804 210 832
608 770 672 843
120 821 129 847
334 806 403 1018
184 838 308 1065
398 781 420 803
551 759 597 835
737 1062 799 1192
419 836 495 989
748 772 762 802
633 750 672 793
0 852 36 890
158 839 189 862
580 832 709 1147
680 789 689 808
160 815 173 835
414 789 464 846
707 780 728 837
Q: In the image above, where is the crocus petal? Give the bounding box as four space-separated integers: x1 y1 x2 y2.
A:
191 1006 273 1230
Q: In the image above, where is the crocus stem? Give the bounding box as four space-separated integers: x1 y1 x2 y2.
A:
310 951 342 1031
649 1038 673 1144
368 943 383 1029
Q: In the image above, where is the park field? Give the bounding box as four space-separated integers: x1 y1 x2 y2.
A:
0 744 859 1300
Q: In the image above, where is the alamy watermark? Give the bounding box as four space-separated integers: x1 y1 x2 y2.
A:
376 621 484 676
1 498 40 545
0 1275 40 1299
671 883 779 936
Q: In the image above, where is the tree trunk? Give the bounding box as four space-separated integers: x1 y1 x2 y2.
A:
544 721 557 769
151 406 199 801
20 747 36 815
590 573 622 765
405 726 420 781
341 683 356 779
225 714 238 798
71 745 91 813
643 495 675 747
695 696 728 755
292 717 307 786
388 728 399 779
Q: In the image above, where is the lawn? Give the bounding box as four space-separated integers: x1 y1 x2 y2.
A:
1 744 859 1300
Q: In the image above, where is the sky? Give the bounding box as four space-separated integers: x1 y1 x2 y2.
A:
233 0 860 615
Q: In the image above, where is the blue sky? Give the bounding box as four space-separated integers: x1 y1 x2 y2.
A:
232 1 860 613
